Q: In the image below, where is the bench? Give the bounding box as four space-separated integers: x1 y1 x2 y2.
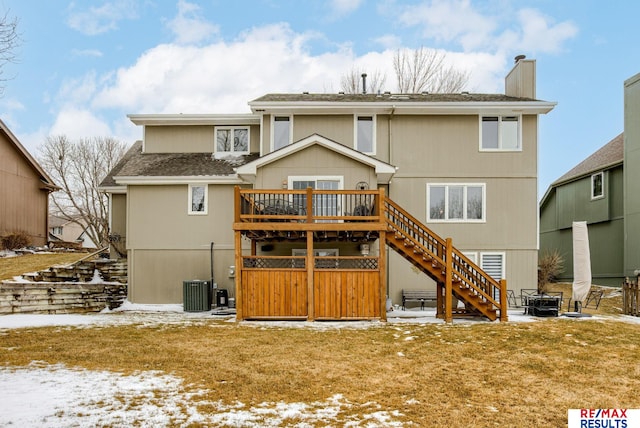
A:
402 289 437 311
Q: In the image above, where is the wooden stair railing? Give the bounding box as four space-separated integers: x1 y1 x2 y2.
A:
383 197 508 322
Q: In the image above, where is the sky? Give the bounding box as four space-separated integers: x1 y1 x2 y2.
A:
1 0 639 195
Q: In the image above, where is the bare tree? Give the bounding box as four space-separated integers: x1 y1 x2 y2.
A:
393 47 469 93
340 68 387 94
39 136 127 248
0 9 20 97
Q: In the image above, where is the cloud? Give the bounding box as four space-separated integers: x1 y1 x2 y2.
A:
396 0 577 55
165 0 219 45
66 0 139 36
49 108 112 140
397 0 496 50
92 23 363 114
328 0 364 18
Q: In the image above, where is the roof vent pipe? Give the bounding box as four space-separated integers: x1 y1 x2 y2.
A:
514 54 526 63
361 73 367 94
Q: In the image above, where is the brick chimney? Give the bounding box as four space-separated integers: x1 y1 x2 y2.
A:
505 55 536 99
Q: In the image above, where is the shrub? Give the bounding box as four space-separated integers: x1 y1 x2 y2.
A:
1 232 31 250
538 249 564 293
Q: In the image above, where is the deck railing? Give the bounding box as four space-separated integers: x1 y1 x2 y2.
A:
236 188 381 224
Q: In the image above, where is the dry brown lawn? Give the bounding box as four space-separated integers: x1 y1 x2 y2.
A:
2 288 639 427
0 252 89 281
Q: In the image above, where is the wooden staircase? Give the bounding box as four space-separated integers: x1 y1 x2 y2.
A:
383 197 508 322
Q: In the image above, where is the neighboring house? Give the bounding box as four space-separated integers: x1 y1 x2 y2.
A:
0 119 57 246
539 134 624 286
540 71 640 287
48 216 99 249
101 57 555 321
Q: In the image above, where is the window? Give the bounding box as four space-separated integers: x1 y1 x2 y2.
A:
354 115 375 154
427 184 485 222
289 176 343 220
215 127 249 155
591 172 604 199
480 116 520 150
273 116 291 150
52 226 63 236
188 184 207 215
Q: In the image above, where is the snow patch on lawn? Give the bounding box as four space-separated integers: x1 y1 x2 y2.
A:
0 363 404 427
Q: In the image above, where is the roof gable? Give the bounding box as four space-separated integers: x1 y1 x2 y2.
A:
0 119 57 190
554 133 624 185
540 133 624 207
235 134 396 184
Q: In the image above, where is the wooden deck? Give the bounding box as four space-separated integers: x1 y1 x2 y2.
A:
233 187 508 323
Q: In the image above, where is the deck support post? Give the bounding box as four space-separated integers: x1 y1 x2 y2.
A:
444 238 453 323
499 279 508 322
378 188 387 321
234 230 243 321
306 229 314 321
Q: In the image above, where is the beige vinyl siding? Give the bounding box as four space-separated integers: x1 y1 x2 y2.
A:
127 184 235 249
126 184 237 303
254 145 376 189
128 248 236 303
505 59 536 99
389 115 537 179
261 114 390 162
292 115 354 146
144 125 260 154
390 177 537 249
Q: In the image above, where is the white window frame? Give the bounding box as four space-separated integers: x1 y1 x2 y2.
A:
354 114 376 154
426 183 486 223
287 176 344 191
271 115 292 150
591 171 604 200
188 184 208 215
479 115 521 151
214 126 250 157
462 252 478 265
288 176 344 220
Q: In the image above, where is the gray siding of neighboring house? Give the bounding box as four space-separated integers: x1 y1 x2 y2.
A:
625 73 640 277
539 166 624 286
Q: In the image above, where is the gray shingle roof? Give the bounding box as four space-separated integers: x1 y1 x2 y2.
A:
100 141 259 186
251 93 538 103
553 133 624 185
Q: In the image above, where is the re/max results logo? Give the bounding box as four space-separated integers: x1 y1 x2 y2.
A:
568 409 640 428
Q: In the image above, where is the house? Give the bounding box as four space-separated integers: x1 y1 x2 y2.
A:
49 215 99 249
539 71 640 286
101 56 555 321
0 119 57 246
539 134 624 286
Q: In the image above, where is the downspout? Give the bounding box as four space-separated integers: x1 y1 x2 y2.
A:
387 105 395 300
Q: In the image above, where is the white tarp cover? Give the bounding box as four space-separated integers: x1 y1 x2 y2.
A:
572 221 592 302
